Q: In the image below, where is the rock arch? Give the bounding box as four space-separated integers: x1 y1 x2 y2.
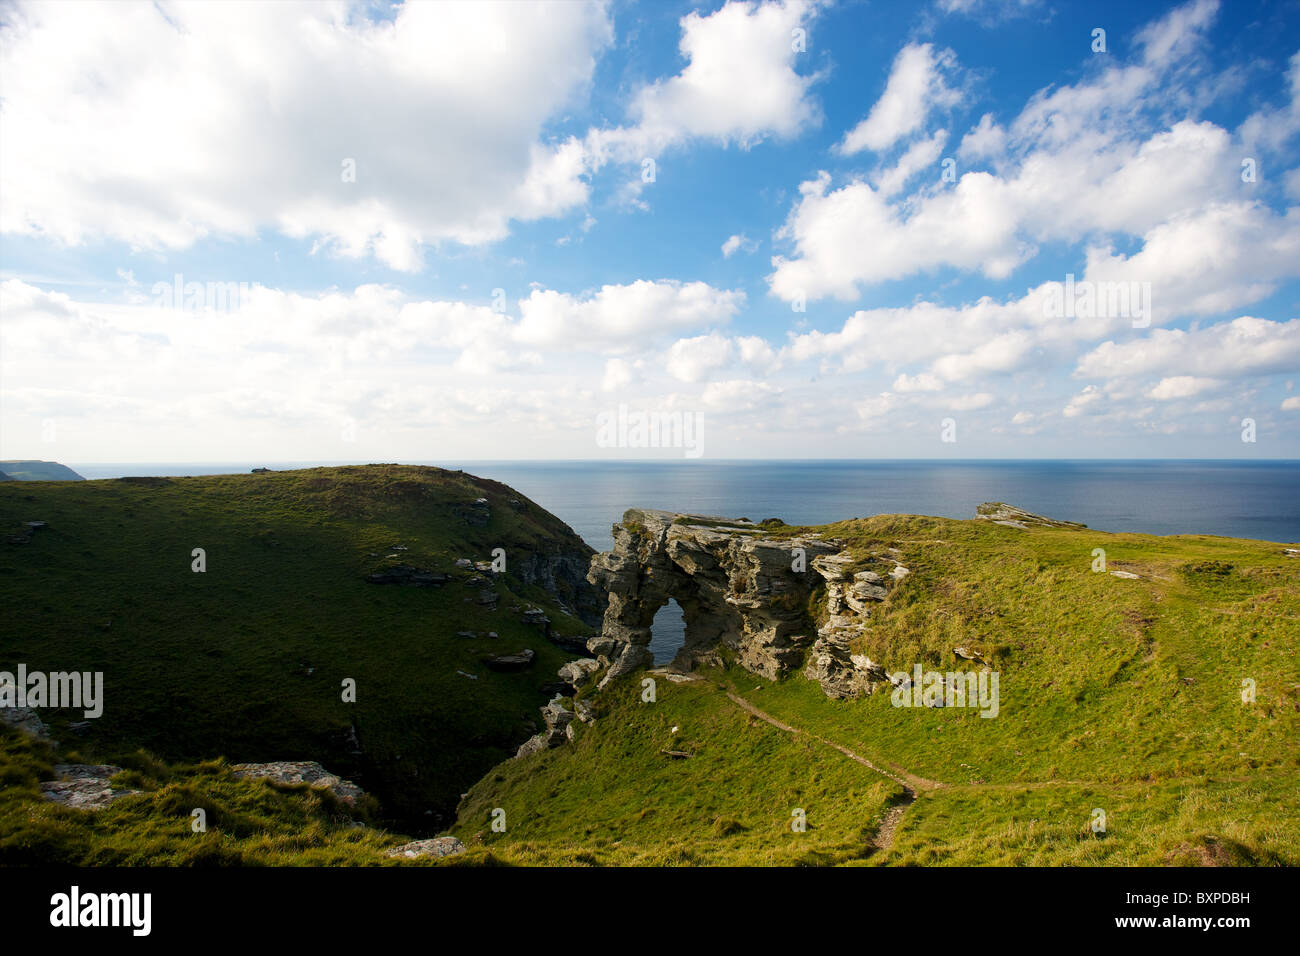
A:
585 510 840 687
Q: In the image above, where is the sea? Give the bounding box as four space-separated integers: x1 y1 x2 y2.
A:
67 459 1300 665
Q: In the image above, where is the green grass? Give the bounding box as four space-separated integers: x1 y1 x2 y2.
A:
0 726 413 865
450 676 902 865
882 777 1297 866
5 487 1296 866
454 513 1300 866
0 464 594 831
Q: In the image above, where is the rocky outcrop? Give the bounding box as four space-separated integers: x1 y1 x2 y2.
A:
803 553 908 699
386 836 466 860
515 698 575 757
582 508 931 698
557 658 600 689
585 510 843 688
41 764 140 810
1 705 49 739
231 761 365 805
975 501 1086 529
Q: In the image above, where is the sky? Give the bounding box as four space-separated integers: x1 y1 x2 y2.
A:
1 0 1299 462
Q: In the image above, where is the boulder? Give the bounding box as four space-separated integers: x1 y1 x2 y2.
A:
557 658 600 687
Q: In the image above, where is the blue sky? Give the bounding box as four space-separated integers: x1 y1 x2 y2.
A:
2 0 1299 461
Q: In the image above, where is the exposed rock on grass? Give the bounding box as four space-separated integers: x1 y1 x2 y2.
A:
231 761 365 805
41 764 140 810
386 836 466 860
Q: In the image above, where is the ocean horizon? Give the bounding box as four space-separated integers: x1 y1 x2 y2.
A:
66 458 1300 544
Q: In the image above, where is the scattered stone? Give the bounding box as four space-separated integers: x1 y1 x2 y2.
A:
367 565 450 586
1110 570 1141 580
456 630 477 638
455 558 473 569
890 565 910 580
456 670 478 680
485 649 535 672
385 836 466 860
661 672 699 683
68 720 93 736
231 761 364 805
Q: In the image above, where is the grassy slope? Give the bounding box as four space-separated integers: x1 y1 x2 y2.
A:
0 465 593 830
456 514 1300 866
450 676 903 866
0 727 409 865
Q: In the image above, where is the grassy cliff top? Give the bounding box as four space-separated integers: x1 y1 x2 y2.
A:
0 460 85 481
0 464 595 831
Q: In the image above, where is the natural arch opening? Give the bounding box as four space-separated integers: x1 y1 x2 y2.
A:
649 598 687 667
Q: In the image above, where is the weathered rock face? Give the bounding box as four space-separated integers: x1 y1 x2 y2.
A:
801 553 910 699
586 510 842 687
513 550 604 627
515 698 575 757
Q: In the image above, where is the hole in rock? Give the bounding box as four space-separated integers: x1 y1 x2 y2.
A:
649 598 687 667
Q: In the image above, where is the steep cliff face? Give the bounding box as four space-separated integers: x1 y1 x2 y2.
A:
585 510 838 686
514 550 603 627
